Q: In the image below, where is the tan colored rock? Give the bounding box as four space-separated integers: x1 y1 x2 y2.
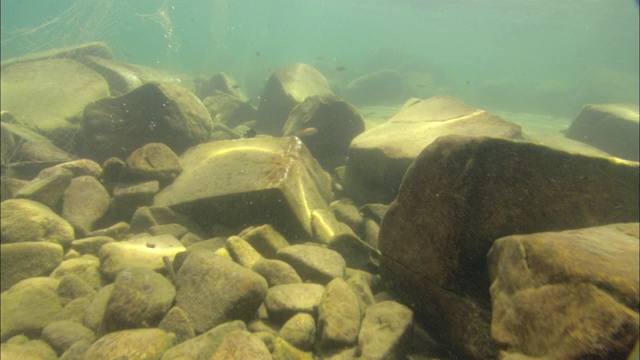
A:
81 81 212 162
379 135 639 359
98 234 185 280
83 328 176 360
344 95 523 203
154 136 332 240
0 58 109 143
0 199 75 247
257 63 333 135
80 55 186 96
0 242 64 292
565 103 639 161
61 175 111 237
488 223 639 359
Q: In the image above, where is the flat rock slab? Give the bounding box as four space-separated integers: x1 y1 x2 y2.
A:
0 58 109 134
345 95 523 203
154 136 332 239
378 135 639 359
565 103 639 161
488 222 640 359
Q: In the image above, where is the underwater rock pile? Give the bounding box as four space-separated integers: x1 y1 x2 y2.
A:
1 42 639 359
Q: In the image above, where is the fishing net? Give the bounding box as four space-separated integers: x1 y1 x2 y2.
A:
0 0 178 61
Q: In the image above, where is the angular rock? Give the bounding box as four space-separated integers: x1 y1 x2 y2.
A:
160 320 246 360
488 222 640 359
565 103 639 161
357 301 414 360
0 242 64 292
344 95 523 203
61 175 111 237
264 283 325 322
175 251 268 334
83 328 176 360
0 58 109 144
81 81 212 162
101 268 176 333
98 234 185 280
1 287 63 341
211 330 271 360
277 244 346 285
379 135 640 359
41 320 95 356
1 199 75 247
257 63 333 135
317 277 362 351
112 180 160 220
154 136 332 240
282 93 365 166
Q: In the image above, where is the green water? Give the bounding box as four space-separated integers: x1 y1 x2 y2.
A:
1 0 638 116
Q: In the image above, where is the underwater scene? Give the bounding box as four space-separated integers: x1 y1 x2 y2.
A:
1 0 639 359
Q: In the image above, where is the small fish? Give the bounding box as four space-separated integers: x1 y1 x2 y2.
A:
243 128 257 138
294 127 319 137
335 66 348 72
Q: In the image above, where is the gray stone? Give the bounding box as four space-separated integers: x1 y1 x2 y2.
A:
82 81 212 162
0 242 63 292
154 136 332 240
160 320 246 360
83 328 176 360
1 199 75 247
264 283 325 323
251 258 302 287
211 330 272 360
565 103 639 161
61 175 110 237
379 135 640 359
101 268 176 333
317 277 362 351
175 251 267 333
277 244 346 285
41 320 95 356
357 301 414 360
257 63 333 135
488 222 639 359
98 234 185 281
279 313 316 351
1 287 63 341
344 95 523 203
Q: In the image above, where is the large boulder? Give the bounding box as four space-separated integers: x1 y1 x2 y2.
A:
565 103 639 161
256 63 333 135
488 222 639 359
0 58 110 151
344 69 404 105
378 135 639 359
81 81 213 162
344 95 523 203
153 136 332 240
